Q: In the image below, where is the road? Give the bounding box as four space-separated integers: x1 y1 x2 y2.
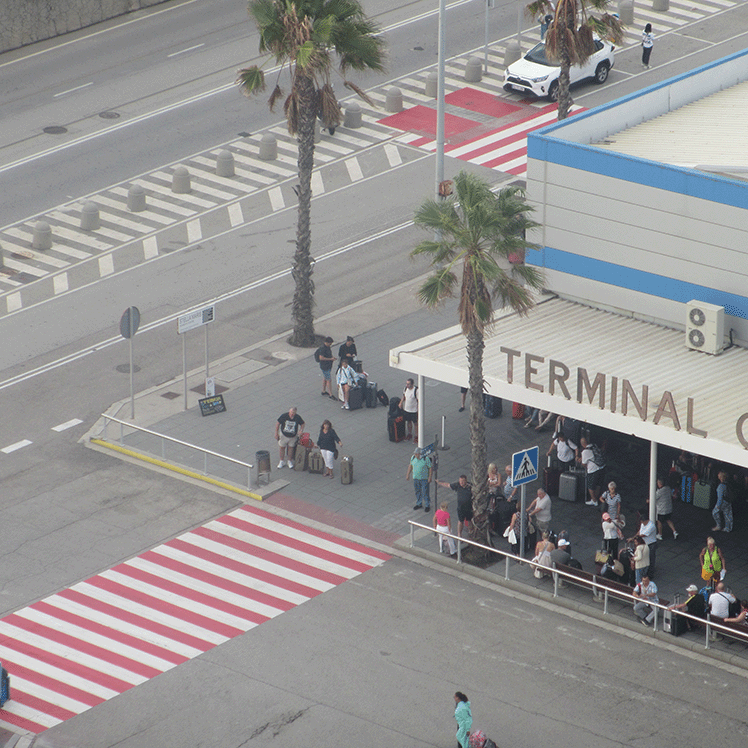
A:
0 0 746 740
28 557 748 747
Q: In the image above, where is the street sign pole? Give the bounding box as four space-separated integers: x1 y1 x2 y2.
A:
128 320 134 419
119 306 141 420
511 445 540 560
520 483 527 558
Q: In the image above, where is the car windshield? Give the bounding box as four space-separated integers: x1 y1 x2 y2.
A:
524 43 555 67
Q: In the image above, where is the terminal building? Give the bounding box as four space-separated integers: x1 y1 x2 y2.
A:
390 48 748 491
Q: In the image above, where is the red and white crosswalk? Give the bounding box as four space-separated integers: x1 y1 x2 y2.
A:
0 506 389 734
393 100 584 177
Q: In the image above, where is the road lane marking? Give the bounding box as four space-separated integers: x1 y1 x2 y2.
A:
99 255 114 277
1 439 32 453
186 219 202 243
51 419 83 432
311 171 324 196
345 157 363 181
167 43 205 58
53 82 93 98
53 273 68 295
6 292 21 312
143 236 158 259
384 144 402 167
268 187 284 212
228 203 244 227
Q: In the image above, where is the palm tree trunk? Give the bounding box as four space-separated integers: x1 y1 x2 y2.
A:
466 327 489 545
557 1 574 120
290 73 317 347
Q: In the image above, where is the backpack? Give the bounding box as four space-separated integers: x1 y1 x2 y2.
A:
590 443 606 468
728 597 742 618
313 346 323 363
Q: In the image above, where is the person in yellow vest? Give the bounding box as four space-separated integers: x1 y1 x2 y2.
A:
699 536 726 589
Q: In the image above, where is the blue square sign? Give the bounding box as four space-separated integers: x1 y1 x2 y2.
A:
512 446 539 487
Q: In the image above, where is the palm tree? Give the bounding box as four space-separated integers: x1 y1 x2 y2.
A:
412 171 544 546
527 0 623 120
237 0 385 347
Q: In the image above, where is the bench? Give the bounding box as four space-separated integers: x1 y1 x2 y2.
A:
707 615 748 645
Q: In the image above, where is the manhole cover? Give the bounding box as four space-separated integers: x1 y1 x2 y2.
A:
43 125 68 135
413 46 424 51
115 364 141 373
161 391 180 400
99 111 120 119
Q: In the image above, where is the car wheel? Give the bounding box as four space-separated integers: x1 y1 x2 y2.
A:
548 81 559 102
594 62 610 84
503 83 513 93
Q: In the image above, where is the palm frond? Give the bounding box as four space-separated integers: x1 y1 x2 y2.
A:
343 80 375 106
318 83 342 126
236 66 266 96
418 269 458 308
268 84 284 111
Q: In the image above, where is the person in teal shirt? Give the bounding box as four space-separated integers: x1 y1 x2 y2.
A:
454 692 473 748
406 448 432 511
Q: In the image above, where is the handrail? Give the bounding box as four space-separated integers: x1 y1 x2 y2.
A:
408 519 748 650
99 413 254 488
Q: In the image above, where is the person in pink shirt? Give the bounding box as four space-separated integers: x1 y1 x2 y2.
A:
433 501 457 556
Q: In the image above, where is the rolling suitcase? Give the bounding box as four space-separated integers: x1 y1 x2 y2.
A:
294 445 310 471
544 456 560 497
680 472 696 503
308 448 325 474
348 385 365 410
365 382 378 408
512 402 525 419
340 455 353 484
483 394 502 418
663 593 688 636
559 470 581 502
352 359 364 373
0 663 9 708
377 388 389 407
388 415 405 442
693 479 710 509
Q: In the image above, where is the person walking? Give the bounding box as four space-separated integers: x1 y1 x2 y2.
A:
315 336 336 399
275 406 305 469
642 23 654 68
317 419 342 479
711 470 733 533
400 378 419 442
453 692 473 748
433 501 457 556
650 476 678 540
406 447 432 511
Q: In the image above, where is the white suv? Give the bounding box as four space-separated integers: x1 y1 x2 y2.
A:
503 39 615 101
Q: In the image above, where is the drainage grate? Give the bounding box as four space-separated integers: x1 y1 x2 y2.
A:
99 111 120 119
115 364 141 373
161 391 180 400
43 125 68 134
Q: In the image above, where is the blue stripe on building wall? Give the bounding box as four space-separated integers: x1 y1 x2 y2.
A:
527 247 748 319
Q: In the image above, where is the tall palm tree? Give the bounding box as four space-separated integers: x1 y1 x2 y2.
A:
237 0 385 347
527 0 623 120
412 171 544 545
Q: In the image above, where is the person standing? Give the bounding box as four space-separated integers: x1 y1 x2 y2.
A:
579 438 605 506
699 536 726 588
459 386 468 412
337 336 357 369
315 336 336 399
599 481 622 522
632 536 650 585
547 432 577 472
433 501 457 556
437 475 473 538
453 692 473 748
633 575 659 626
406 447 432 512
630 508 658 578
317 419 342 479
503 464 518 503
275 406 305 469
336 357 356 410
527 488 552 534
400 378 419 442
712 470 733 533
651 476 678 540
641 23 654 68
601 512 623 559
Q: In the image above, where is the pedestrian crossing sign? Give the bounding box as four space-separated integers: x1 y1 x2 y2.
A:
512 446 539 486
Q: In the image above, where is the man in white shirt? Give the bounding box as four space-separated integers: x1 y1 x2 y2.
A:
399 378 419 442
633 575 659 626
547 433 577 471
528 488 552 533
579 438 605 506
708 581 736 619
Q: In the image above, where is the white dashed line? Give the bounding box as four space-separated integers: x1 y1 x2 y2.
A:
7 292 21 312
228 203 244 227
268 187 285 212
53 273 69 295
1 439 33 454
99 255 114 277
143 236 159 259
311 171 325 196
345 157 364 182
51 419 84 432
186 219 202 243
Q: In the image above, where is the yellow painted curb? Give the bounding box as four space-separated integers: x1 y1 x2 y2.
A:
91 439 263 501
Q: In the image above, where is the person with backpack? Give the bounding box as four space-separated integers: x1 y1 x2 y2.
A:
711 470 733 533
399 378 419 442
579 437 605 506
314 336 336 399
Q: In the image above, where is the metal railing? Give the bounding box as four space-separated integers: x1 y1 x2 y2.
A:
408 519 748 651
99 414 254 489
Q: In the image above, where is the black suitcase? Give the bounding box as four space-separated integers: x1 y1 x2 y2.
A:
352 358 364 373
377 388 389 407
483 394 502 418
388 415 405 442
348 386 364 410
663 593 688 636
388 396 402 416
365 382 378 408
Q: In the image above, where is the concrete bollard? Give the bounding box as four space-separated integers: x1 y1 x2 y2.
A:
216 150 235 178
652 0 668 9
618 0 634 25
504 40 522 68
127 184 146 212
32 221 52 250
258 133 277 161
80 201 100 230
424 72 438 98
344 102 362 128
464 57 483 83
172 166 191 194
385 87 403 113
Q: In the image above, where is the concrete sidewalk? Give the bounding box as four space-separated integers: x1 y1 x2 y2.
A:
85 275 748 664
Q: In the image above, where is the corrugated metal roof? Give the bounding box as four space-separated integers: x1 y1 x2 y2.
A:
390 297 748 467
592 80 748 177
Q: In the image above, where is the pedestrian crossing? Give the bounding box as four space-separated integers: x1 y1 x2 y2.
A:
0 0 737 315
0 505 389 734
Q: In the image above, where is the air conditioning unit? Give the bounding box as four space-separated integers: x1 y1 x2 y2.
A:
685 300 725 355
